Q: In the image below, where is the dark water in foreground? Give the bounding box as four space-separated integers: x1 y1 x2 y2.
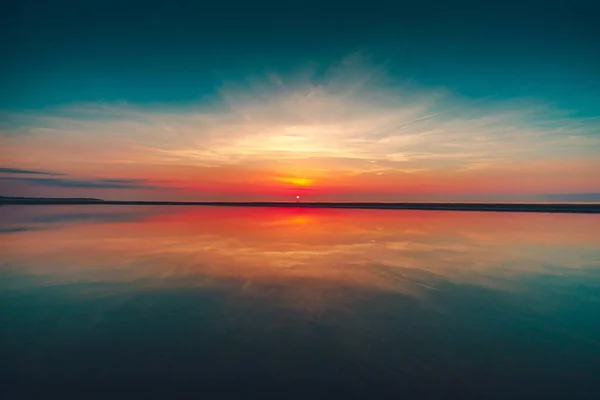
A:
1 206 599 399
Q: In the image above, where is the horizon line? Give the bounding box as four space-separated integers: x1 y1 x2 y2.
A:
1 197 599 214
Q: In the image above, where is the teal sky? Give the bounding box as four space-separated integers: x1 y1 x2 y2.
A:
3 1 598 113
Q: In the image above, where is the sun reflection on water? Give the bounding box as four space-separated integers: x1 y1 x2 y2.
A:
1 206 599 311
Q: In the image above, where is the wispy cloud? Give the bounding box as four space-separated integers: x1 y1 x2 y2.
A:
0 167 65 176
0 176 170 190
540 193 600 202
1 54 598 199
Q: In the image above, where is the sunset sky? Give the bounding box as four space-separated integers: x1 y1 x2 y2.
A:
2 0 598 202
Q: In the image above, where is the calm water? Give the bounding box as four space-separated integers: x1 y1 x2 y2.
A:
1 206 600 398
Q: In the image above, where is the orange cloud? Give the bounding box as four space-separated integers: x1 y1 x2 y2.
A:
2 54 599 201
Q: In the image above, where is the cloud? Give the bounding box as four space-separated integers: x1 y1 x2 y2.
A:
0 167 65 176
0 176 170 190
541 193 600 202
1 53 598 199
0 227 34 234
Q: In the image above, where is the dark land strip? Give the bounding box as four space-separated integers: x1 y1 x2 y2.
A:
1 198 599 213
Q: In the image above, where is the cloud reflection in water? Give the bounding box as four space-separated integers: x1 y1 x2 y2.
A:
1 206 599 311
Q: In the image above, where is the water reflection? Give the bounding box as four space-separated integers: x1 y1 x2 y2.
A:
1 206 600 398
1 206 599 308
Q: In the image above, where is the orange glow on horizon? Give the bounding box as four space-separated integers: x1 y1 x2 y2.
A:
276 177 314 186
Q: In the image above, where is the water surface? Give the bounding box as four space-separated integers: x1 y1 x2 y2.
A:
1 206 599 398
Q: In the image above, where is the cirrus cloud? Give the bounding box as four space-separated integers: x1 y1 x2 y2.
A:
1 54 599 200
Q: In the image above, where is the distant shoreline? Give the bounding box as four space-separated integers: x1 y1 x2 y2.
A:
1 198 599 213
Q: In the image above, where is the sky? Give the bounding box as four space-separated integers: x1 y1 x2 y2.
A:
1 0 599 202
